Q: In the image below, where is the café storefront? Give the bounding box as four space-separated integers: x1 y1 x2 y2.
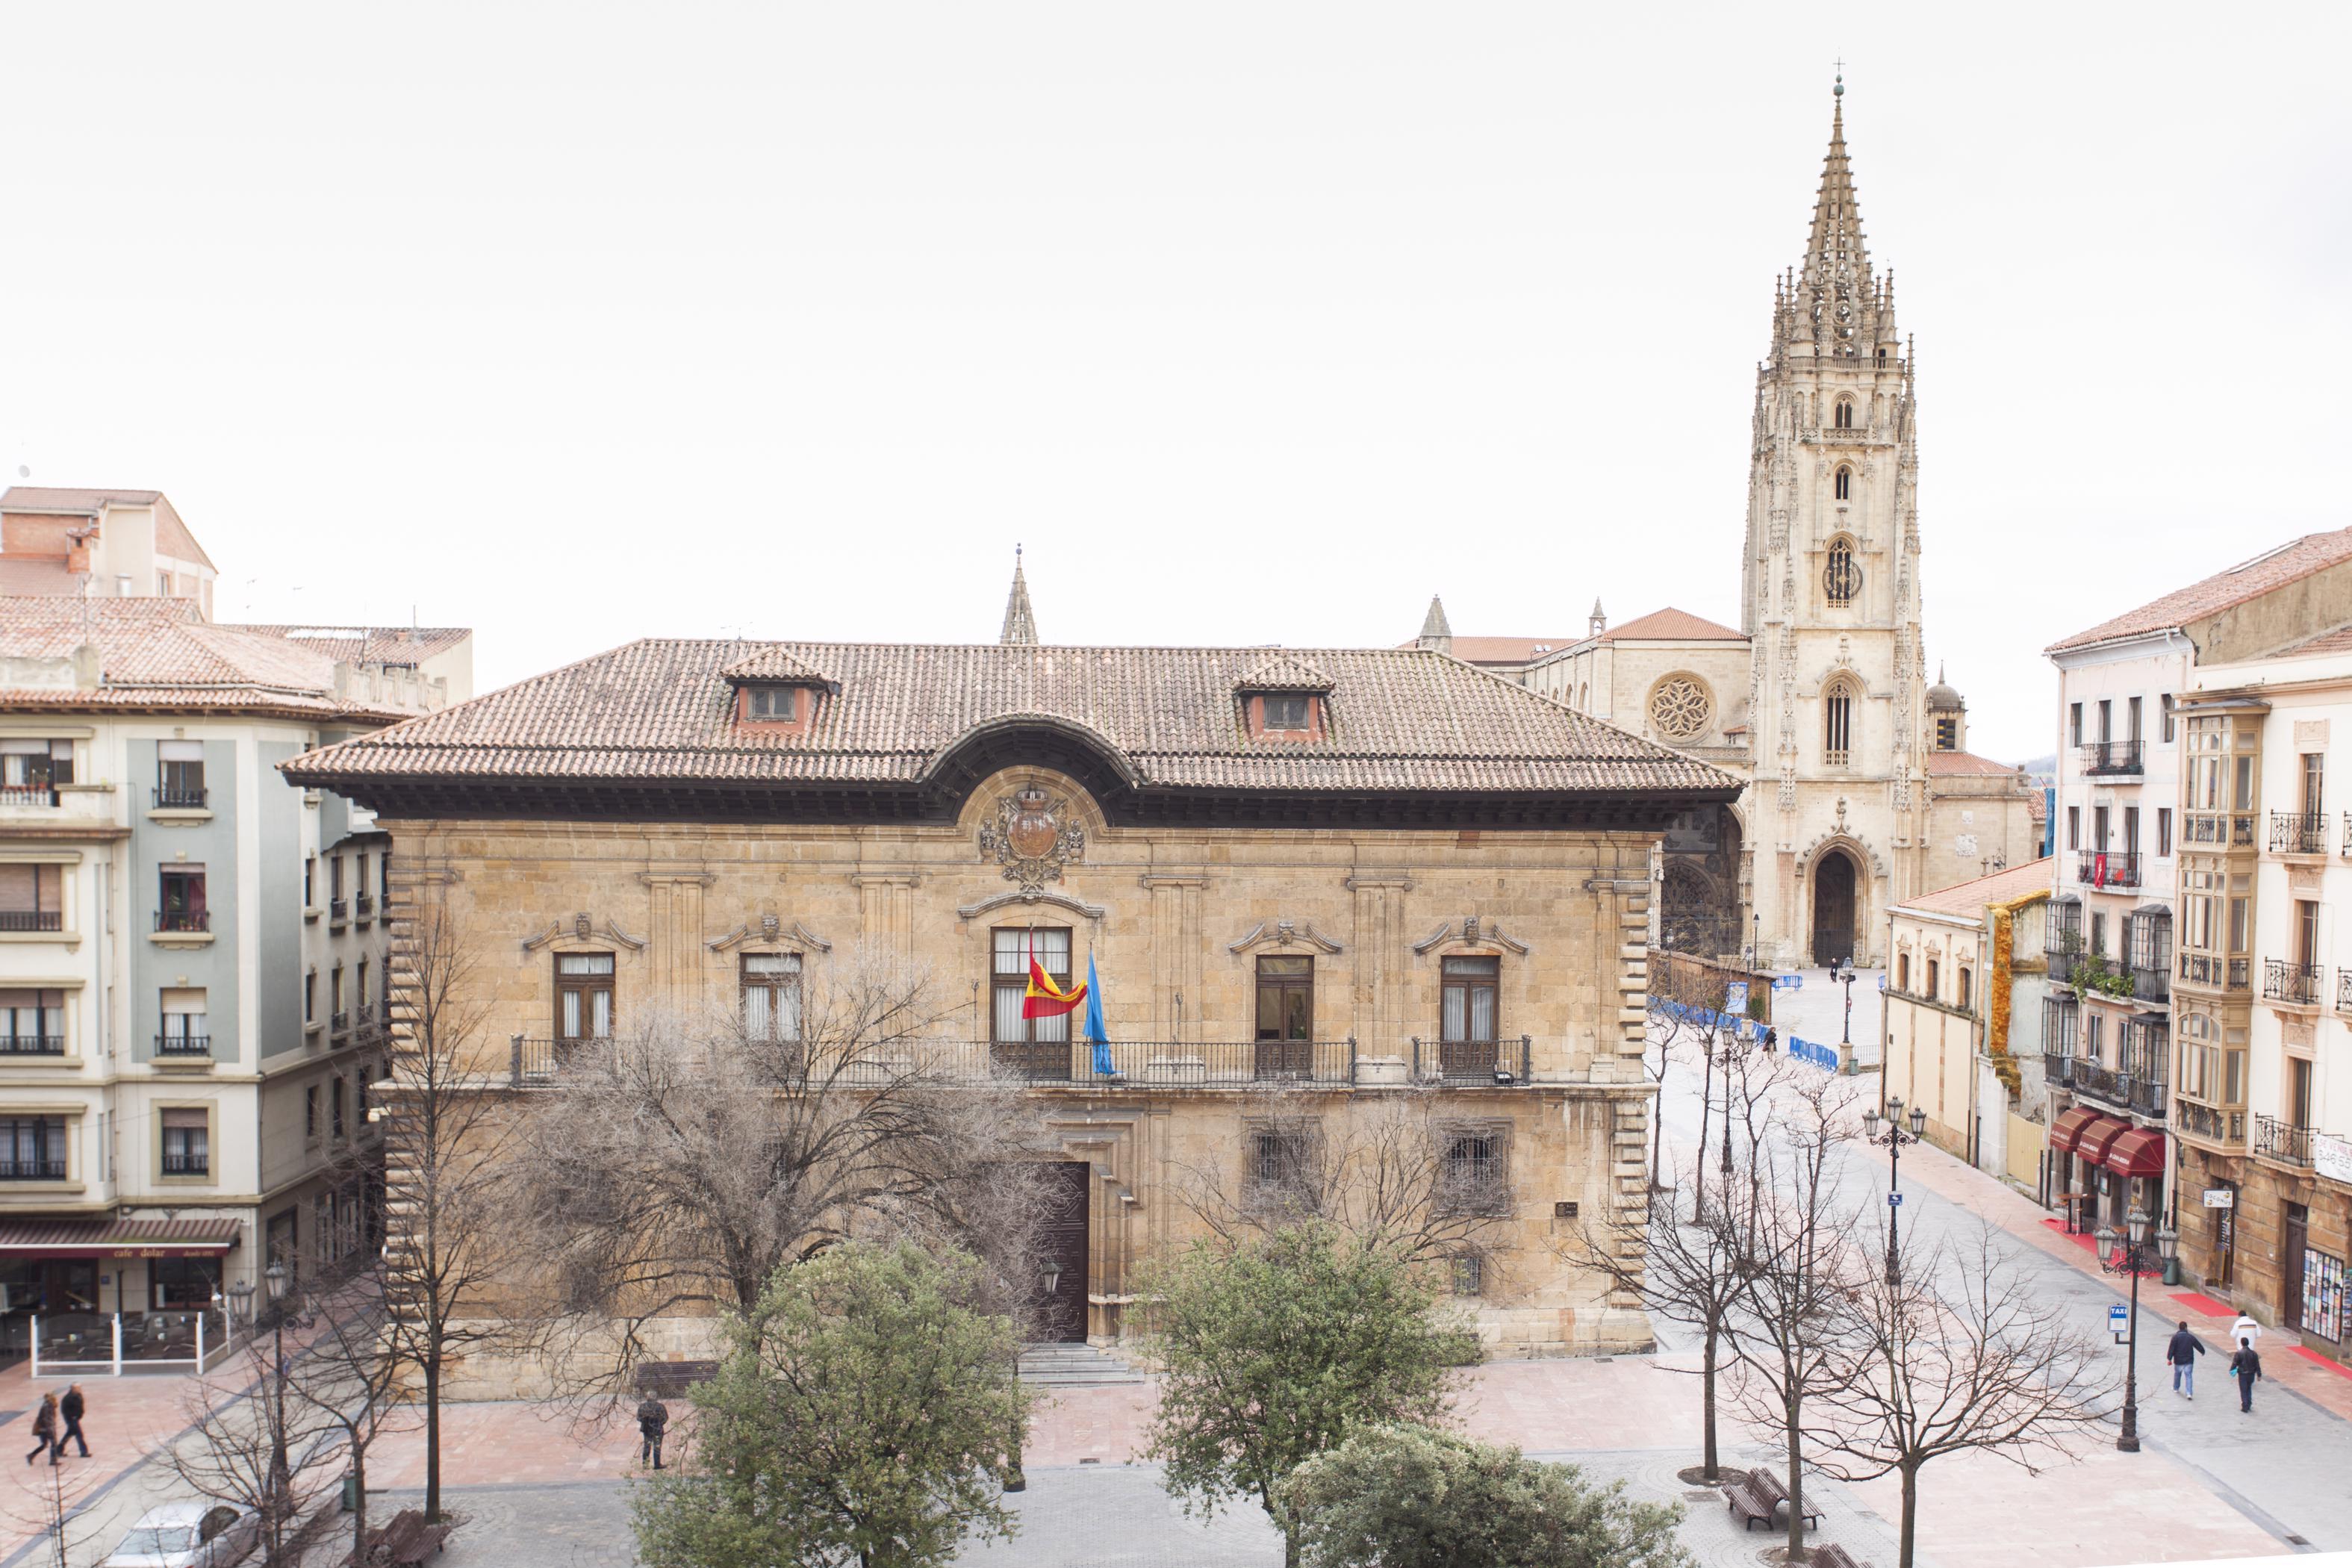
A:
0 1218 241 1364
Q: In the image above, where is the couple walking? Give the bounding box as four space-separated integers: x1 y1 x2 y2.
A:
23 1387 90 1466
2165 1314 2266 1413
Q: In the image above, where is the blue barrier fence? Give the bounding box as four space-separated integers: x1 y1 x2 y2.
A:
1650 999 1841 1072
1787 1036 1840 1072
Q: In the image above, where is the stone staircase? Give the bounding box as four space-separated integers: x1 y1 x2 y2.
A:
1017 1342 1148 1387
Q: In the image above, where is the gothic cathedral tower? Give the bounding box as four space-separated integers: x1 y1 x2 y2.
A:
1741 76 1927 968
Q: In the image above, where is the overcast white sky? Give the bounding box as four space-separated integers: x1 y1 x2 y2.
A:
3 4 2346 761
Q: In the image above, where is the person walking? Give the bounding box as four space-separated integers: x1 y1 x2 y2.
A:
1761 1026 1777 1055
637 1393 670 1470
2229 1337 2263 1413
2230 1312 2263 1353
2166 1321 2205 1400
55 1384 89 1460
22 1394 56 1466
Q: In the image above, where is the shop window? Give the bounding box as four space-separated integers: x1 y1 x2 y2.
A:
151 1255 220 1310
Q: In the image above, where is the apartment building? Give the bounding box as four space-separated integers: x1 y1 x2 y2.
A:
2037 526 2352 1356
0 594 469 1356
0 488 217 615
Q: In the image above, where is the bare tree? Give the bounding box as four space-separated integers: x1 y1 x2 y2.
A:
1646 954 1742 1207
0 1443 113 1568
515 947 1055 1384
284 1269 414 1565
1808 1220 2109 1568
1724 1068 1867 1563
166 1334 340 1568
379 892 542 1523
1169 1084 1513 1278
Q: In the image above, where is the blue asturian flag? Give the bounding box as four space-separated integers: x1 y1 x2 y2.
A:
1084 951 1113 1076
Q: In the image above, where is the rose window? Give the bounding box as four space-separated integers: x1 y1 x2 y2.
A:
1649 678 1712 741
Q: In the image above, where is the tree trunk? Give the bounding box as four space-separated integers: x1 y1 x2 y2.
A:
1696 1040 1715 1209
1900 1460 1918 1568
1284 1519 1301 1568
424 1357 443 1522
1652 1084 1666 1189
1699 1323 1720 1480
1783 1412 1804 1561
350 1441 369 1564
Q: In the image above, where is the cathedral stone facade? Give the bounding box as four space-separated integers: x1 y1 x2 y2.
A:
1513 81 2042 968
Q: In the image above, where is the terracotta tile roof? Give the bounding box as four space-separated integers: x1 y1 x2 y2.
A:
2268 622 2352 659
0 597 408 719
228 623 474 663
1898 857 2056 917
0 559 75 594
2046 528 2352 653
718 645 836 685
0 486 214 570
1446 635 1578 665
290 638 1742 797
1924 750 2028 777
1595 607 1747 644
1234 653 1335 692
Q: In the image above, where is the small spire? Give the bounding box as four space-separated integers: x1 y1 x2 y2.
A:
1588 599 1607 638
1416 596 1453 656
999 544 1039 645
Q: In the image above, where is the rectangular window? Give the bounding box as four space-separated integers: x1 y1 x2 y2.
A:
151 1254 220 1310
303 856 316 906
1926 957 1941 999
1439 956 1500 1078
992 930 1071 1074
2088 1012 2106 1063
0 1116 65 1180
2123 806 2140 857
160 1109 208 1176
331 965 345 1016
0 864 62 932
1262 694 1311 731
2089 912 2106 959
2158 808 2173 858
1438 1130 1507 1216
2097 699 2112 742
356 956 369 1013
741 953 803 1042
332 1077 346 1139
0 989 63 1054
2092 805 2110 850
556 953 616 1041
2303 753 2324 816
156 739 205 806
746 685 797 721
0 739 72 803
330 855 345 899
2127 696 2142 743
1254 955 1314 1077
2069 703 2083 746
2161 694 2176 743
1452 1254 1485 1297
1250 1125 1313 1205
2297 900 2320 968
1959 967 1973 1009
304 971 316 1024
2234 756 2255 812
1824 689 1853 765
159 987 207 1054
1934 715 1957 750
2229 897 2250 953
157 865 207 932
2067 806 2080 850
379 853 391 900
305 1085 319 1139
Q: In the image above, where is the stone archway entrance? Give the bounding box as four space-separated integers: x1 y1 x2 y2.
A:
1812 850 1857 967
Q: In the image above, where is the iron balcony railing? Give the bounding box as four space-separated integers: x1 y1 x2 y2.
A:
2344 810 2352 857
2262 958 2323 1006
151 785 208 810
2041 1050 2069 1082
2079 739 2145 776
331 1011 350 1036
2070 1057 2124 1101
329 898 349 923
0 1036 63 1056
160 1153 209 1176
2076 850 2141 889
2175 1100 2244 1145
2178 952 2249 990
355 893 375 921
0 911 62 933
2184 812 2256 847
0 786 57 808
0 1159 66 1180
154 1033 211 1057
2340 968 2352 1015
505 1035 1538 1091
2271 811 2328 855
2128 1076 2170 1119
2132 964 2170 1004
154 909 209 934
2254 1115 2315 1167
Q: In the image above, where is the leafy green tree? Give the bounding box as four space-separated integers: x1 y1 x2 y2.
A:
1142 1222 1463 1567
631 1241 1031 1568
1282 1425 1694 1568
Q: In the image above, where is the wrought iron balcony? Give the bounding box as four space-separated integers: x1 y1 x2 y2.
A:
151 785 208 810
160 1152 209 1176
2254 1115 2315 1166
2132 964 2170 1004
2076 850 2141 889
2041 1050 2069 1081
2178 951 2248 991
2262 958 2323 1006
331 1010 350 1036
154 909 210 934
0 1159 66 1180
2271 811 2328 855
2175 1100 2244 1145
2079 739 2144 776
154 1033 211 1057
2128 1076 2170 1119
329 898 349 924
0 1035 63 1056
2340 968 2352 1015
0 786 57 808
355 893 375 921
2069 1057 2125 1101
0 910 62 933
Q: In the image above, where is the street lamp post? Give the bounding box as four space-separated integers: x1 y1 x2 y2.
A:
2094 1207 2179 1453
1841 967 1856 1048
1861 1098 1927 1284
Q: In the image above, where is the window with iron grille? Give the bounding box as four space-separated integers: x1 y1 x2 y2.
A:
1247 1125 1316 1210
1452 1254 1485 1296
1261 694 1313 731
1438 1128 1508 1216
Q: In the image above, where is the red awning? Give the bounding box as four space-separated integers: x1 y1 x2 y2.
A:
2048 1105 2102 1155
2076 1115 2133 1165
2100 1127 2168 1179
0 1218 240 1259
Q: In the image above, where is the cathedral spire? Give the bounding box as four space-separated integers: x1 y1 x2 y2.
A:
999 545 1039 645
1788 69 1894 358
1416 595 1452 656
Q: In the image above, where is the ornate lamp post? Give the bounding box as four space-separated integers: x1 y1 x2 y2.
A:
1861 1098 1927 1284
2093 1207 2178 1453
1841 967 1857 1048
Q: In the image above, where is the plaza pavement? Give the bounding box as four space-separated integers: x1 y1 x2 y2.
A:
3 968 2344 1565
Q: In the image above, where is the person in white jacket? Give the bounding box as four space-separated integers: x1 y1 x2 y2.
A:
2230 1313 2262 1352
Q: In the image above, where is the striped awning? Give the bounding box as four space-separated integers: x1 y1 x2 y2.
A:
0 1218 240 1257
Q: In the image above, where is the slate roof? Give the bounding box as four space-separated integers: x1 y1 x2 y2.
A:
0 597 407 718
287 638 1740 798
2046 528 2352 653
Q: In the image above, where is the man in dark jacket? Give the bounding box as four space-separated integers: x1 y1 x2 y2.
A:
637 1395 670 1469
2165 1322 2204 1400
55 1385 88 1460
2229 1337 2262 1413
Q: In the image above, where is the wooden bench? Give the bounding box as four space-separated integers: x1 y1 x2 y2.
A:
1812 1544 1868 1568
1724 1466 1821 1533
350 1508 450 1567
634 1359 719 1398
1750 1466 1821 1532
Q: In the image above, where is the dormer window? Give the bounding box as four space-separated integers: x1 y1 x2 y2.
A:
1263 694 1312 732
1235 653 1336 744
745 685 797 722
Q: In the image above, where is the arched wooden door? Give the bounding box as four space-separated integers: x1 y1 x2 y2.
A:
1812 850 1857 967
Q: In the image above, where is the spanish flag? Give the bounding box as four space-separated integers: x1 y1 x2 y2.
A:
1021 933 1089 1019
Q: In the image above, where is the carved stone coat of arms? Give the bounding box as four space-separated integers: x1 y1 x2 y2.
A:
978 787 1085 892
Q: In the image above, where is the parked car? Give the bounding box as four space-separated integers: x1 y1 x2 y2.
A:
99 1502 256 1567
